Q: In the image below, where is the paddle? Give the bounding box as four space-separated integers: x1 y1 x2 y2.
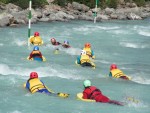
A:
46 86 69 98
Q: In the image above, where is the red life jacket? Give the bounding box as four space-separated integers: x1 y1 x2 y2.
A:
52 42 61 45
83 86 102 99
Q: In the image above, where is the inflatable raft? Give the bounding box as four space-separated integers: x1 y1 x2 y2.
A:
77 93 96 102
75 60 96 69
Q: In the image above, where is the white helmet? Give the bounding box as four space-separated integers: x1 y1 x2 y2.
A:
81 50 86 55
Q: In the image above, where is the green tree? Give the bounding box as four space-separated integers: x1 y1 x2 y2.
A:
107 0 118 8
133 0 145 6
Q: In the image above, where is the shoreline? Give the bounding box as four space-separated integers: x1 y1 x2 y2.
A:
0 2 150 27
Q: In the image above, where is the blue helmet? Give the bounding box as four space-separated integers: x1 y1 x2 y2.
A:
33 46 39 51
64 40 69 45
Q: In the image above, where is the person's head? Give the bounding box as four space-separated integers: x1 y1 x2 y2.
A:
33 46 39 51
30 72 38 79
80 50 86 55
34 32 39 37
83 80 91 88
84 43 91 48
51 38 56 44
64 40 69 45
110 64 117 70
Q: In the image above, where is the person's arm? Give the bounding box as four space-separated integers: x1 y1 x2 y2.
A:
91 50 95 59
77 56 81 64
26 81 30 90
29 52 33 59
40 80 55 93
82 91 88 99
109 72 112 77
39 37 43 45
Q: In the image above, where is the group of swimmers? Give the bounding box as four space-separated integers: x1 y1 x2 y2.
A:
24 31 131 105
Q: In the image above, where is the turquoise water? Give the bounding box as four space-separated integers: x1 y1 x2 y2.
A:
0 19 150 113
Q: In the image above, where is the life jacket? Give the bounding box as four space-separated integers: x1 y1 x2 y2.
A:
62 44 70 48
31 50 42 58
83 86 101 99
52 42 60 45
28 78 46 93
110 69 125 78
30 36 43 45
80 54 90 64
83 47 92 56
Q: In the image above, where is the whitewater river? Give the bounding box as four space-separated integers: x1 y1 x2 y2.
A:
0 19 150 113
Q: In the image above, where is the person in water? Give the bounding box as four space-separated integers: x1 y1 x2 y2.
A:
29 32 43 45
82 80 124 106
28 46 44 61
76 50 95 67
109 64 130 80
83 43 95 59
50 38 61 46
24 72 69 98
62 40 71 48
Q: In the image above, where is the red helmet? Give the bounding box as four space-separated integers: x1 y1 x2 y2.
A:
51 38 56 42
30 72 38 79
110 64 117 70
34 32 39 37
85 43 91 48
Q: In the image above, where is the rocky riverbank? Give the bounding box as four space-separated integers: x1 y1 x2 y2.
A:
0 2 150 27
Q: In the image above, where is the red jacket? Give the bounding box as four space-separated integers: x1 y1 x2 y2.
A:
52 42 61 45
83 86 110 103
29 50 42 59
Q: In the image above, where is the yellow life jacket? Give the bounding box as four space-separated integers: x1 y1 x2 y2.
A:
28 78 45 93
29 36 43 45
80 54 90 64
110 69 125 78
83 48 92 56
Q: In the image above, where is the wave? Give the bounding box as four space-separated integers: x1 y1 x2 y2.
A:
73 25 120 32
138 31 150 37
131 76 150 85
120 42 149 49
0 64 85 80
95 26 120 30
60 47 81 56
0 43 4 46
12 39 27 46
107 29 131 35
9 110 22 113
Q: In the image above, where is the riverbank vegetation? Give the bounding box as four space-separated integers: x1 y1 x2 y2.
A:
0 0 150 9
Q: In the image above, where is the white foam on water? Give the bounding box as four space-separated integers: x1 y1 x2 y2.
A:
131 76 150 85
120 42 149 49
60 47 81 56
95 26 120 30
0 43 4 46
0 64 84 80
138 31 150 37
108 29 131 35
12 39 27 46
9 110 22 113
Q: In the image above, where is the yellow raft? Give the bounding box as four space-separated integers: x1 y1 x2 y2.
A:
77 93 96 102
75 60 96 69
27 56 46 62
